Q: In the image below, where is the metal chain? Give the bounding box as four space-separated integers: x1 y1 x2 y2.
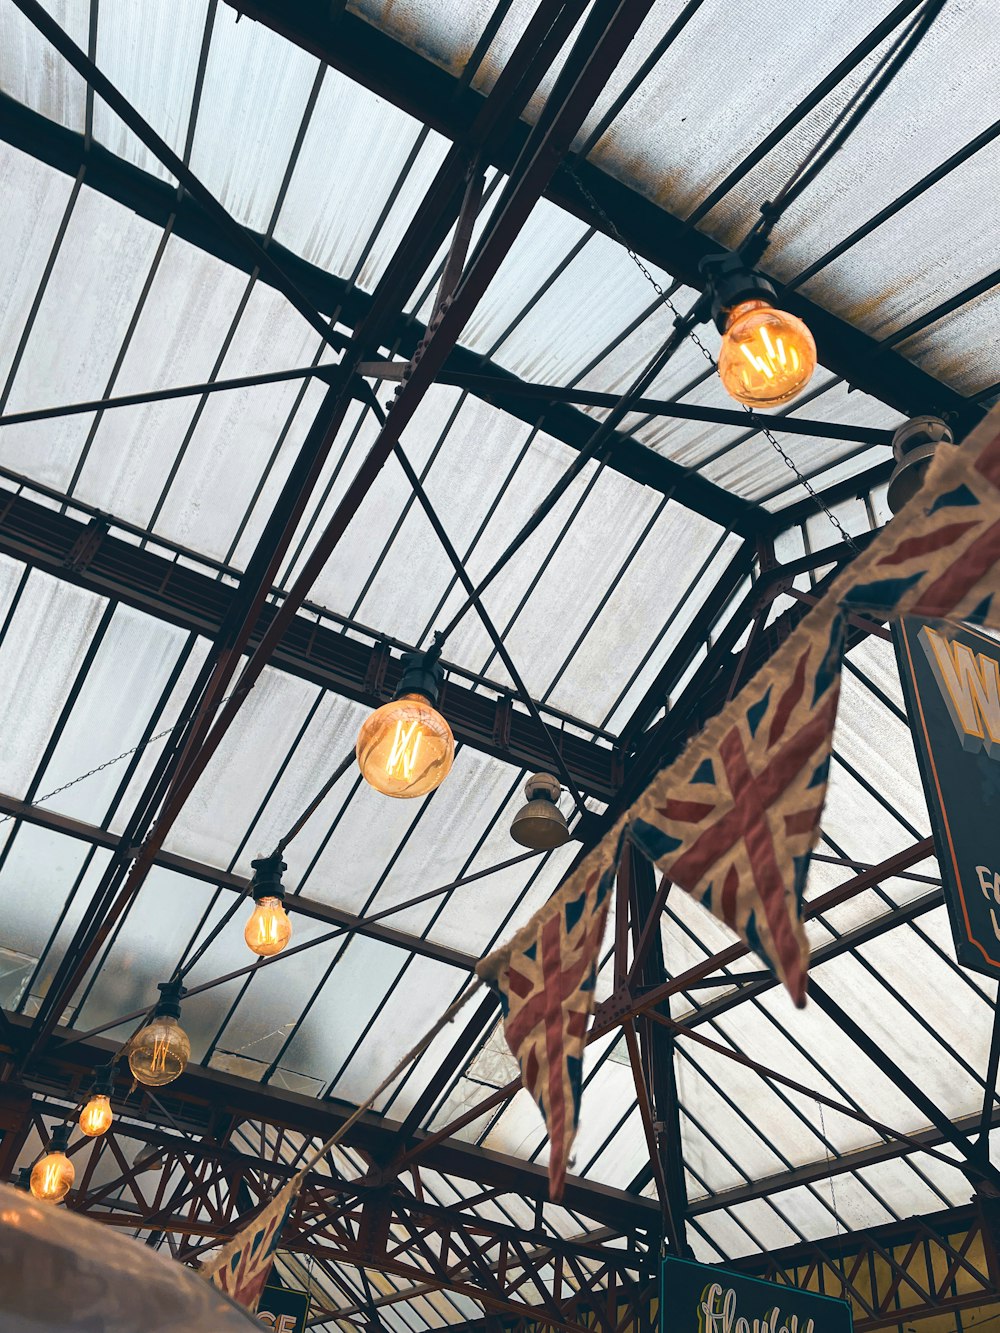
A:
818 1100 849 1302
0 694 235 829
566 168 860 554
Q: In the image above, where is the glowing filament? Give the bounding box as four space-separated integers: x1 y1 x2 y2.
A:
386 719 422 781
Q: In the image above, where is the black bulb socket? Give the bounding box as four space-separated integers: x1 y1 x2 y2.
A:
89 1068 114 1099
250 853 287 905
48 1124 71 1154
699 253 778 333
152 977 187 1021
393 649 445 709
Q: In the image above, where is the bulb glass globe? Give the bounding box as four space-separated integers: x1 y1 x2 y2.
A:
244 896 292 957
128 1015 191 1087
356 693 455 798
718 299 816 407
79 1094 113 1138
30 1150 75 1204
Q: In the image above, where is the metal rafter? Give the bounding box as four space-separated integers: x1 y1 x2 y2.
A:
222 0 984 447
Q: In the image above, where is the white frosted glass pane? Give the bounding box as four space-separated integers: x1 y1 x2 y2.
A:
0 572 106 796
0 0 89 130
1 185 161 491
72 233 250 527
34 603 189 824
0 147 75 394
188 6 318 231
274 67 441 289
93 0 207 181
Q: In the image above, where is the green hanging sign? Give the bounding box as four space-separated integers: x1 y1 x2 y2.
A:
660 1256 853 1333
256 1285 309 1333
894 617 1000 976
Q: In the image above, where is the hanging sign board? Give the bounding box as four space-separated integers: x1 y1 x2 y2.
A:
660 1256 852 1333
256 1285 309 1332
894 617 1000 976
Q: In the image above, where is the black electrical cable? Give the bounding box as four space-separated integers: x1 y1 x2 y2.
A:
272 747 357 857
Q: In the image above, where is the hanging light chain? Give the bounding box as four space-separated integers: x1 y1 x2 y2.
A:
0 692 239 830
0 724 179 828
565 168 860 554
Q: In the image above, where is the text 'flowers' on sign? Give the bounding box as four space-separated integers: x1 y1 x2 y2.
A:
661 1257 853 1333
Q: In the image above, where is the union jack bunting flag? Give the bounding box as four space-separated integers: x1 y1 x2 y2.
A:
476 831 626 1201
836 405 1000 629
204 1172 302 1312
629 598 845 1007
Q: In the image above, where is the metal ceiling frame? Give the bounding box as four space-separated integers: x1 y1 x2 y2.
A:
0 2 998 1329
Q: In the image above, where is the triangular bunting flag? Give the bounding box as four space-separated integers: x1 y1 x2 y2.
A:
203 1171 302 1313
837 407 1000 628
629 598 845 1007
476 829 626 1201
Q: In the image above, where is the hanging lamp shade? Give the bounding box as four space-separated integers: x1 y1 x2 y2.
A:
510 773 570 849
886 415 953 514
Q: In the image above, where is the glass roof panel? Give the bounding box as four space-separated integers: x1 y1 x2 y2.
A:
188 4 319 232
92 0 206 182
0 0 89 131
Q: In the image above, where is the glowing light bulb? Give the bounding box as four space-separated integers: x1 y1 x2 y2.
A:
717 299 816 407
357 693 455 797
79 1093 113 1137
128 1013 190 1087
245 895 292 957
30 1134 75 1204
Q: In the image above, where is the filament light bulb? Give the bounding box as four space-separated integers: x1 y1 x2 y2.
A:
79 1093 113 1138
128 989 190 1087
718 299 816 407
357 693 455 797
30 1132 75 1204
245 895 292 957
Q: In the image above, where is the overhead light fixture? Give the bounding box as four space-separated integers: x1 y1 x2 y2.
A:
886 415 953 514
702 254 816 408
30 1125 74 1204
244 854 292 958
127 979 190 1088
79 1070 114 1138
356 649 455 798
510 773 570 849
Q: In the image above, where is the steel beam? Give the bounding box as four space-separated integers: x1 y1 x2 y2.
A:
734 1203 998 1332
0 489 621 798
0 790 480 973
224 0 983 442
0 93 756 536
435 372 895 447
688 1101 1000 1216
0 1010 663 1236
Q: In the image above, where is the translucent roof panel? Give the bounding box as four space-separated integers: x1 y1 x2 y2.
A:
1 0 997 1309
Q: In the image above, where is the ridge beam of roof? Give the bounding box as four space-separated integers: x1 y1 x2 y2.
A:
0 92 756 537
0 790 480 974
0 488 621 799
223 0 983 443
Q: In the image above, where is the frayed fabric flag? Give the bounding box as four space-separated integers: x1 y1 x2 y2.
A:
837 407 1000 629
203 1172 301 1313
629 598 845 1007
476 828 627 1201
